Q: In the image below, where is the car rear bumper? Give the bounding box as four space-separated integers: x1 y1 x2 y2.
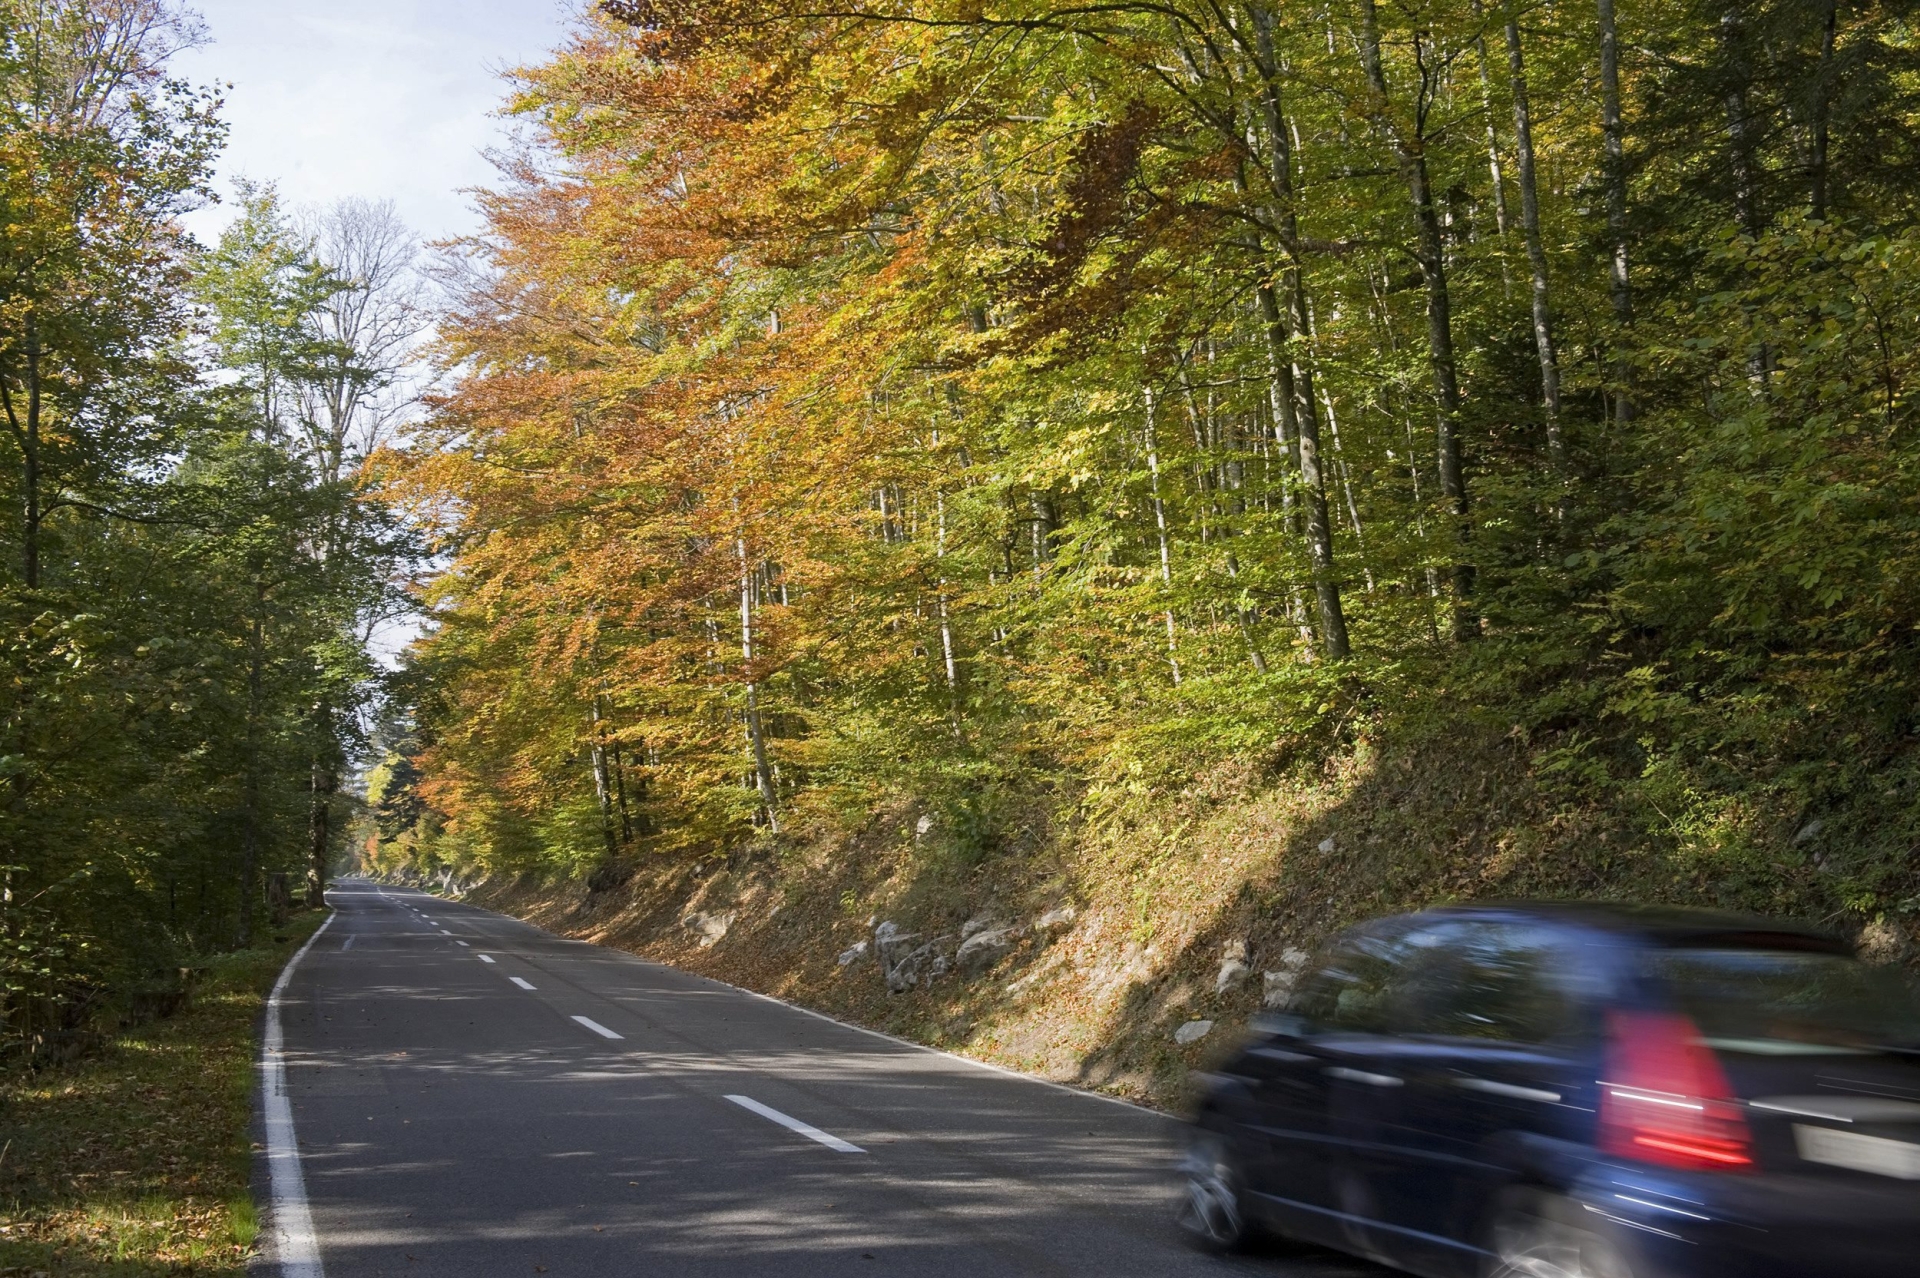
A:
1573 1164 1920 1278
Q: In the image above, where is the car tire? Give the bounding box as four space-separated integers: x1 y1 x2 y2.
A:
1485 1189 1636 1278
1176 1131 1257 1252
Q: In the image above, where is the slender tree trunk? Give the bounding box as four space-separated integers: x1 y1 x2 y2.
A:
1358 0 1474 638
1721 9 1762 237
934 491 960 726
25 329 40 589
588 699 619 858
1503 3 1567 495
1143 384 1181 684
1597 0 1634 421
238 591 265 947
736 537 779 832
1809 0 1838 218
1473 21 1515 297
1252 6 1351 660
307 758 334 905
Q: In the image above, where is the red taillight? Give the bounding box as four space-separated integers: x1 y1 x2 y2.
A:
1599 1010 1754 1172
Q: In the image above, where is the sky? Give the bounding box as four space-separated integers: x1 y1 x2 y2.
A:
173 0 579 245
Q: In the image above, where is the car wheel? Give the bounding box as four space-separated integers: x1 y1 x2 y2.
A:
1176 1131 1255 1252
1486 1190 1635 1278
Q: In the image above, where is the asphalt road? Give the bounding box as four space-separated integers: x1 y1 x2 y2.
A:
269 879 1388 1277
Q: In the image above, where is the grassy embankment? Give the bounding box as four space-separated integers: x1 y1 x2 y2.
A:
0 911 327 1277
446 720 1920 1114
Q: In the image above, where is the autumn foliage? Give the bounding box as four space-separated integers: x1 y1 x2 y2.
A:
384 0 1920 917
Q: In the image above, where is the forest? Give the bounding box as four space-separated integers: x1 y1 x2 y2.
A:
10 0 1920 1066
371 0 1920 939
0 1 414 1063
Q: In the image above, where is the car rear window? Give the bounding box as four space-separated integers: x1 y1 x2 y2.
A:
1649 949 1920 1055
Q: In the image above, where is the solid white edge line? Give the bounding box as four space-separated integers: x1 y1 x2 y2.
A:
570 1015 622 1040
725 1094 865 1153
263 910 335 1278
718 978 1162 1116
509 976 536 990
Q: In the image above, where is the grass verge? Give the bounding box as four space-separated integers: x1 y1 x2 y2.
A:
0 911 328 1277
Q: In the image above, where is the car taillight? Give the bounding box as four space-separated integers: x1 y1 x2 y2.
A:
1599 1009 1754 1171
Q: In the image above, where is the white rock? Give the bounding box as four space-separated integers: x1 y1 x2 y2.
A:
836 940 869 967
956 927 1016 976
684 911 735 947
1033 904 1078 933
1215 959 1251 994
1262 947 1313 1007
916 813 936 839
1317 836 1336 853
961 914 997 940
1174 1019 1214 1045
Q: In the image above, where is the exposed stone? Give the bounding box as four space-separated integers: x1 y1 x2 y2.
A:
684 911 735 948
1174 1019 1214 1045
836 940 869 967
1033 904 1078 934
1317 836 1336 854
1262 947 1312 1008
886 938 953 993
1215 938 1252 993
873 920 919 968
1794 818 1825 845
915 813 936 840
961 914 998 940
956 927 1017 976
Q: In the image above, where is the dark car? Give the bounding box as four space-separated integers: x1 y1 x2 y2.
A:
1178 902 1920 1278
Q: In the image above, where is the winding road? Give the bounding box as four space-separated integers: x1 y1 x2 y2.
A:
260 879 1384 1277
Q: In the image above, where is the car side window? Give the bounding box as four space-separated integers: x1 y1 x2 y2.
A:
1398 922 1580 1044
1288 926 1416 1034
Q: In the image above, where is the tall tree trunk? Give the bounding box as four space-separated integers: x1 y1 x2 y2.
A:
1597 0 1634 421
1503 2 1567 494
1143 383 1181 684
1721 9 1762 237
238 590 265 947
588 698 619 858
1809 0 1838 218
307 759 334 906
1252 5 1352 659
1358 0 1474 638
736 537 779 832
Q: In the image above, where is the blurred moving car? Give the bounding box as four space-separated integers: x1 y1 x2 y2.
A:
1179 902 1920 1278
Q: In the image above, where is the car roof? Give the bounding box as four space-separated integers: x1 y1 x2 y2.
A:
1402 900 1853 954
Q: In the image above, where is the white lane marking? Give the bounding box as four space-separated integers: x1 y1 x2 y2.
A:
456 941 470 947
725 1094 865 1154
478 955 495 964
509 977 536 990
341 936 353 951
263 911 335 1278
571 1015 622 1040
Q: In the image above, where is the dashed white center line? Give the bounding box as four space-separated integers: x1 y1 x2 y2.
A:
456 940 470 947
725 1095 865 1153
509 977 536 990
341 936 354 950
571 1015 622 1040
478 954 495 964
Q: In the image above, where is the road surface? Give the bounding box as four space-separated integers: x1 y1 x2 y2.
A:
265 879 1387 1277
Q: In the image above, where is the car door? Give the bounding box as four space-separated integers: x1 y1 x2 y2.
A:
1240 921 1419 1246
1332 921 1600 1277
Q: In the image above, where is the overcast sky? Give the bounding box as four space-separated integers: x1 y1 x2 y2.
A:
174 0 578 245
